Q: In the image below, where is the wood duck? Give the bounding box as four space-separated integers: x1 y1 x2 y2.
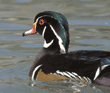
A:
22 11 110 87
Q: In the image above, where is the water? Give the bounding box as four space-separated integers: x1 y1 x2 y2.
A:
0 0 110 93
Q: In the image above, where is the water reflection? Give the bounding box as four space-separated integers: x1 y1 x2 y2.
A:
13 0 32 3
0 22 31 30
72 39 110 51
68 19 110 26
0 36 42 41
75 39 110 45
20 43 43 48
81 0 94 1
0 48 37 56
0 63 29 79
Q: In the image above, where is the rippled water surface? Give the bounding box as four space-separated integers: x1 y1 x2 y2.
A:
0 0 110 93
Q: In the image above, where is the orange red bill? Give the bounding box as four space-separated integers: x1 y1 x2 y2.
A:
22 22 37 36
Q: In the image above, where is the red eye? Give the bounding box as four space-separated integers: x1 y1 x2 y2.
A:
39 19 44 25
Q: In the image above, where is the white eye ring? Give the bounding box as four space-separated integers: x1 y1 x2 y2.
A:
36 15 47 22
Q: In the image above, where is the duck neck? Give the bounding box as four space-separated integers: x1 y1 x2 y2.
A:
37 46 60 62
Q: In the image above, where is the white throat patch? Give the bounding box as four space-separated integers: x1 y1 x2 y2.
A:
44 39 54 48
42 26 54 48
49 25 66 53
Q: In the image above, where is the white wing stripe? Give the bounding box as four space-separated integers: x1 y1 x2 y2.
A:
93 67 100 80
83 76 89 82
101 65 109 70
66 72 78 79
56 70 91 83
72 72 78 76
72 72 82 80
87 77 92 83
56 70 64 76
32 64 42 81
63 72 72 78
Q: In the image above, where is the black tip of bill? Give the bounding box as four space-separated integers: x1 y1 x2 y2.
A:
22 33 25 37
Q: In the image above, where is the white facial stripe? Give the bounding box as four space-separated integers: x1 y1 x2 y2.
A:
42 26 46 37
44 39 54 48
94 67 100 80
36 16 43 22
25 29 33 34
42 26 54 48
32 64 42 81
49 25 66 53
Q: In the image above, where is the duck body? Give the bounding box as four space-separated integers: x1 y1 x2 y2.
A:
29 49 110 85
23 11 110 87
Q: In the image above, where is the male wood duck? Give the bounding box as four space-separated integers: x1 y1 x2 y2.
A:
22 11 110 86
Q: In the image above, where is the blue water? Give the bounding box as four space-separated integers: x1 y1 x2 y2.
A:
0 36 42 41
0 0 110 93
0 22 31 30
13 0 31 3
20 43 43 48
0 63 29 79
0 48 37 56
68 19 110 26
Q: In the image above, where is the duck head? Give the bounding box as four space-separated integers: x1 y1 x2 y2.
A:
23 11 69 53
